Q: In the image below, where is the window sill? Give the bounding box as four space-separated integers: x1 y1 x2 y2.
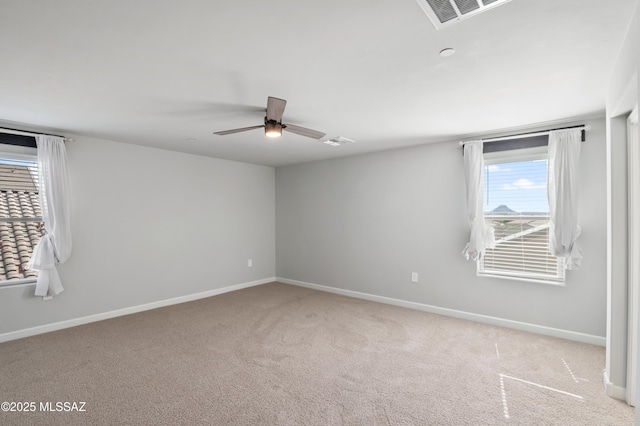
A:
0 279 37 289
477 271 565 287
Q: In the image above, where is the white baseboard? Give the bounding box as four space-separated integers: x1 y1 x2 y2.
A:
0 277 276 343
3 276 606 348
603 370 627 401
277 277 606 347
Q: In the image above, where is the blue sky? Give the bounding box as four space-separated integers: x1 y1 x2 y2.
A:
483 160 549 213
0 158 33 166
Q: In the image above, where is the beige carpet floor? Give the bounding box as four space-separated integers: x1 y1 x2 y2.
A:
0 282 634 425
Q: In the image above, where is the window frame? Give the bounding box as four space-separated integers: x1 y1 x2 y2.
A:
477 146 565 286
0 144 41 288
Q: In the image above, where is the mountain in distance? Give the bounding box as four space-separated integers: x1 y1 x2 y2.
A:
485 205 549 216
490 204 516 214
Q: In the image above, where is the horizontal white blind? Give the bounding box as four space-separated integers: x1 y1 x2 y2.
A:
479 155 563 282
0 160 39 194
481 214 562 281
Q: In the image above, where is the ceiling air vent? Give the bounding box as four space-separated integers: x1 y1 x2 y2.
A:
416 0 512 29
323 136 354 147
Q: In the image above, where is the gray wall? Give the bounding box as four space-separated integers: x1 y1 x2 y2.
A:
0 135 275 335
276 117 607 337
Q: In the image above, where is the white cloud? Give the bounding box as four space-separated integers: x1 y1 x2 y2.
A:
487 165 510 172
502 178 546 190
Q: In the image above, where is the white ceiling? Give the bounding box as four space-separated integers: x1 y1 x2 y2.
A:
0 0 636 167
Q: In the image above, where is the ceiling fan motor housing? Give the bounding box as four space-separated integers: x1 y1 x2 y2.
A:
264 119 282 137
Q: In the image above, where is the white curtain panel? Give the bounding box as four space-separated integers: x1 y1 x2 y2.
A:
27 135 72 296
462 140 494 261
547 129 582 270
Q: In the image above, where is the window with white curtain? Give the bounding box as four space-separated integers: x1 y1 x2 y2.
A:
478 146 564 284
0 147 44 286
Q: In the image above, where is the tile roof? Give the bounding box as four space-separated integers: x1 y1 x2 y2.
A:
0 163 43 282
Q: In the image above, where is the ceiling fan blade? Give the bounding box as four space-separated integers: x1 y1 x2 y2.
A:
214 124 264 136
266 97 287 122
283 123 326 140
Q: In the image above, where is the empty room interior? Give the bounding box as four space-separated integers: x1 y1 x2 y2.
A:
0 0 639 424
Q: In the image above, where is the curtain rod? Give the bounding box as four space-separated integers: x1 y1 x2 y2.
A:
0 127 74 142
458 124 590 146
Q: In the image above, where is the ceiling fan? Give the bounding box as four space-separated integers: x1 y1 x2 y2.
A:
214 96 326 140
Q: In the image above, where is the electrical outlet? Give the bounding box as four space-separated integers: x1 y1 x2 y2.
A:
411 272 419 283
248 259 253 267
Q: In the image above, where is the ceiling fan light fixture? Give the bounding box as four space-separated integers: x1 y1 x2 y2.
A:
265 121 282 138
214 97 325 140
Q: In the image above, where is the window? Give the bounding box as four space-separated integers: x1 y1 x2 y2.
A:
0 150 44 286
478 147 564 284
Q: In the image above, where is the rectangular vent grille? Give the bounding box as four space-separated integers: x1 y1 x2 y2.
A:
323 136 354 147
417 0 512 29
454 0 480 15
426 0 457 23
